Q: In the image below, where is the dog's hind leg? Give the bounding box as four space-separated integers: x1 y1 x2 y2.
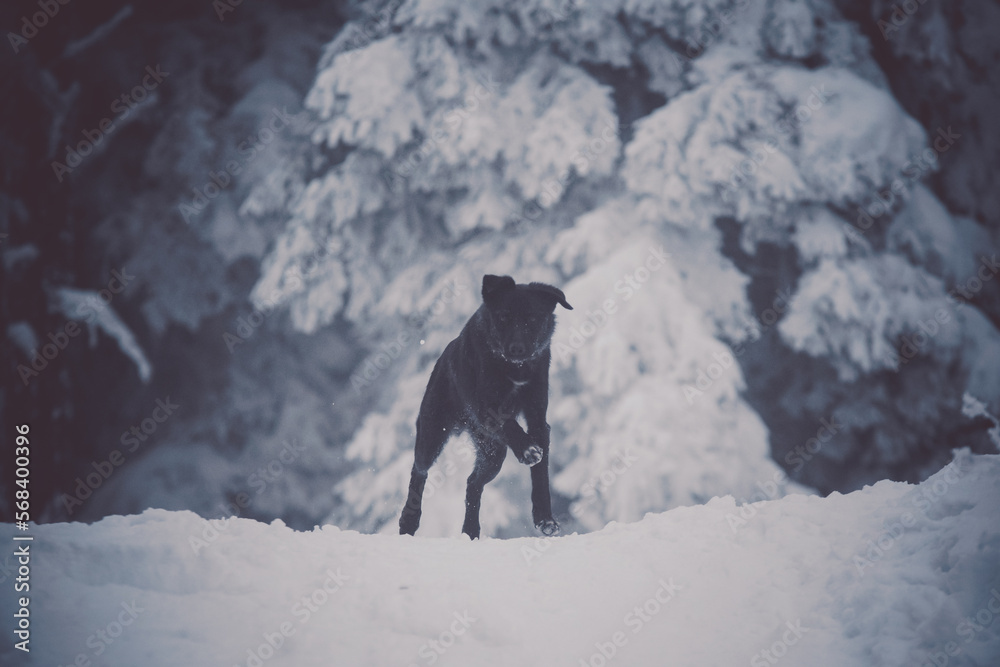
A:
399 413 450 536
461 442 506 540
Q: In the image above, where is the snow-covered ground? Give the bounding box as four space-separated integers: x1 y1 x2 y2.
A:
5 451 999 667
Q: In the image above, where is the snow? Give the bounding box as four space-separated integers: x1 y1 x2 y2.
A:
52 287 153 383
307 34 426 156
779 254 957 381
6 321 37 358
8 451 999 667
963 394 1000 452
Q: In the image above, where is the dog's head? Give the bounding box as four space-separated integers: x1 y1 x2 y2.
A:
480 274 573 364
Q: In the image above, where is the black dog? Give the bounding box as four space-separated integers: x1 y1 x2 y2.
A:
399 274 572 539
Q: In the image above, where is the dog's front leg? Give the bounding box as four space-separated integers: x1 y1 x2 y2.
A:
525 422 558 535
524 375 557 535
498 418 542 466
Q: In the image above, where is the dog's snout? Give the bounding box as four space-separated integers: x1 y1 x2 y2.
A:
508 342 526 358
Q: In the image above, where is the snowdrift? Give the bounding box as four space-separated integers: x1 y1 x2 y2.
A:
5 452 999 667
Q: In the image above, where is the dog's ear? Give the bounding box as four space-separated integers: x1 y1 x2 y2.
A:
527 282 573 311
482 274 516 303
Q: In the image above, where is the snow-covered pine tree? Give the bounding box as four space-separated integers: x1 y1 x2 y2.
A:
244 0 1000 533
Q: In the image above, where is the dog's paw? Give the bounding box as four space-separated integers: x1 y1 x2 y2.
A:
399 511 420 536
520 445 543 466
535 519 559 536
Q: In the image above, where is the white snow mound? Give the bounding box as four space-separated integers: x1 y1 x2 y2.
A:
5 451 999 667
